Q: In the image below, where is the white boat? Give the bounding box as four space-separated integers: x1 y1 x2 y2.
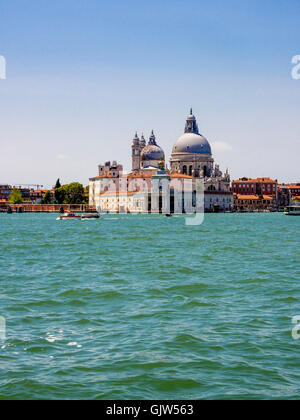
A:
57 211 100 220
57 212 81 220
284 206 300 216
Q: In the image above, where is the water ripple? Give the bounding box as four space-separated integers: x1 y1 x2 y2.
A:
0 213 299 399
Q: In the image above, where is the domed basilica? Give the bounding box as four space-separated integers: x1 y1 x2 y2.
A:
131 109 231 194
90 109 233 213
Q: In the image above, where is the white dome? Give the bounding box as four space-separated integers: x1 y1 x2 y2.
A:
172 132 212 155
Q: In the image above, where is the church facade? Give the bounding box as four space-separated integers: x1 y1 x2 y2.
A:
89 110 233 213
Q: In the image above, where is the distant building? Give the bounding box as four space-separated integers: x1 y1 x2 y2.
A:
89 110 233 213
288 184 300 200
277 183 300 207
0 185 12 201
232 177 278 211
232 177 278 197
29 189 54 203
277 184 291 209
0 185 55 204
234 195 278 212
0 185 31 202
98 161 123 178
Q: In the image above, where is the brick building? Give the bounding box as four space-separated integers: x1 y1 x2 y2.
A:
232 177 278 211
288 184 300 200
0 185 53 204
0 185 12 201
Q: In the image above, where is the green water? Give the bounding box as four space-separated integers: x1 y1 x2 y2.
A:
0 213 299 400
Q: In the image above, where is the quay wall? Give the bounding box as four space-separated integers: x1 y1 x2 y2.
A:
0 204 95 213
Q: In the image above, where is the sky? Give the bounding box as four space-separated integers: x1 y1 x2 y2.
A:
0 0 299 188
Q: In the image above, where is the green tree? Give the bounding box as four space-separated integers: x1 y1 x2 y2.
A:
54 178 61 189
63 183 85 204
9 188 23 204
41 190 52 204
54 186 65 204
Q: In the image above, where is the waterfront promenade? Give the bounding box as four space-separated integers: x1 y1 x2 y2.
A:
0 204 95 213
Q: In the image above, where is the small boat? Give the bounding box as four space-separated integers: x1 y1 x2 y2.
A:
57 211 81 220
284 206 300 216
165 213 172 217
81 213 100 219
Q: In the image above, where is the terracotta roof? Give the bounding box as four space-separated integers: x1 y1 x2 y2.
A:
126 174 153 179
170 173 193 179
233 178 276 183
32 190 54 194
235 194 275 200
235 195 260 200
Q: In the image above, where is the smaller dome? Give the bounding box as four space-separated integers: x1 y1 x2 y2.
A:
141 144 165 161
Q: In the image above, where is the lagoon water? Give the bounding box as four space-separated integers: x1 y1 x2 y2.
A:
0 213 299 400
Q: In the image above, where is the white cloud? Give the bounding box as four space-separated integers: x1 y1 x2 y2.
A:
211 141 233 152
57 154 69 160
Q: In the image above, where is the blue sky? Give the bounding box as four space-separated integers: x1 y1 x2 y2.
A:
0 0 299 187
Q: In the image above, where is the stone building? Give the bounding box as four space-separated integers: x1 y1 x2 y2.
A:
89 110 233 213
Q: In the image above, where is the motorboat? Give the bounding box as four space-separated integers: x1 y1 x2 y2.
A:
81 213 100 219
57 211 100 220
57 212 81 220
284 206 300 216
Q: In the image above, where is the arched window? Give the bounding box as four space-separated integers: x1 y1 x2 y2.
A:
183 165 187 175
203 166 207 177
189 165 193 176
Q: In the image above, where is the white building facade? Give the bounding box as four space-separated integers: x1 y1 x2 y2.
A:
89 110 233 213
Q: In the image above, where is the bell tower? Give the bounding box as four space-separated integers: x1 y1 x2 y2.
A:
132 132 141 172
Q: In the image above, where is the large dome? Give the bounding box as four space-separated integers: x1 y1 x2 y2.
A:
172 110 212 155
141 144 165 161
172 132 211 155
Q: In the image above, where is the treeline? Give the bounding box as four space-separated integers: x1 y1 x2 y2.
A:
8 179 89 205
41 179 88 205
